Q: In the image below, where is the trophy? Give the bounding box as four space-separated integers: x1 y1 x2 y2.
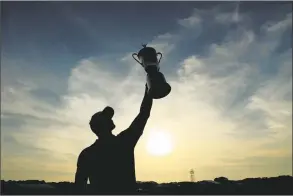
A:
132 44 171 99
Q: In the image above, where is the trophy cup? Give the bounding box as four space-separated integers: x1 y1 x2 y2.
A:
132 44 171 99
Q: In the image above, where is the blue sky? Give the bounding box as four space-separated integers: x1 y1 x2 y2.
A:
1 2 292 182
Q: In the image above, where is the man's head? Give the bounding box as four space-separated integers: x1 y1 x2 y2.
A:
89 106 115 138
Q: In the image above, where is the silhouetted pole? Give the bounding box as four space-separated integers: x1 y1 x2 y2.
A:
190 169 195 182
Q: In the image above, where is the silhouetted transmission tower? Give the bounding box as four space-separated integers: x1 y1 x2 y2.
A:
190 169 195 182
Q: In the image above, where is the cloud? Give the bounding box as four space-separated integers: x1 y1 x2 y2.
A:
178 13 202 28
215 2 244 24
148 33 177 57
265 12 292 33
1 3 292 182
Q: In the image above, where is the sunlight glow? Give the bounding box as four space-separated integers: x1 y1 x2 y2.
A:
146 129 173 156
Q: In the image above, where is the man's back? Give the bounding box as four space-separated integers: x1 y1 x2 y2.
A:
77 132 137 194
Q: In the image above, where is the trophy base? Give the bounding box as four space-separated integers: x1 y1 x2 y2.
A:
149 83 171 99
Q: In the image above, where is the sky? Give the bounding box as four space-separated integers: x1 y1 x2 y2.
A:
1 1 292 183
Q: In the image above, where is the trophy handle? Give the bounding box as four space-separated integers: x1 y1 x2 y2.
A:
157 52 163 64
132 53 143 66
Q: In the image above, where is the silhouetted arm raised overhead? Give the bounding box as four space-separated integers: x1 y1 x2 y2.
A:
119 85 153 146
75 150 89 194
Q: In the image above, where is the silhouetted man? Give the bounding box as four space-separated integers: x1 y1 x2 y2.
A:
75 85 153 194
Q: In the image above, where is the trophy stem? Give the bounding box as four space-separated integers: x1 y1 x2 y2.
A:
146 71 171 99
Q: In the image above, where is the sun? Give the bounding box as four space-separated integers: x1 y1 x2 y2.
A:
146 129 173 156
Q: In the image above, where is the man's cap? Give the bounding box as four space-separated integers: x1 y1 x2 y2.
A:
102 106 114 119
90 106 114 125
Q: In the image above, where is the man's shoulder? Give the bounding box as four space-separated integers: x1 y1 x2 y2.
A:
79 142 98 157
116 129 140 149
116 128 131 138
77 142 98 167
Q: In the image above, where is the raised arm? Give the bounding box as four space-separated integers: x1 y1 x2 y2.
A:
119 85 153 144
130 84 153 131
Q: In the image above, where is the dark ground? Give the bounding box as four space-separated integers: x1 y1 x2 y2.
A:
1 175 293 195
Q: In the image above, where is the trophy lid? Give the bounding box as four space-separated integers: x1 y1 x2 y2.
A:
137 44 157 58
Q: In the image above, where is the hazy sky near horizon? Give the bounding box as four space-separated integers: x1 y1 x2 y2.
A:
1 2 292 182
